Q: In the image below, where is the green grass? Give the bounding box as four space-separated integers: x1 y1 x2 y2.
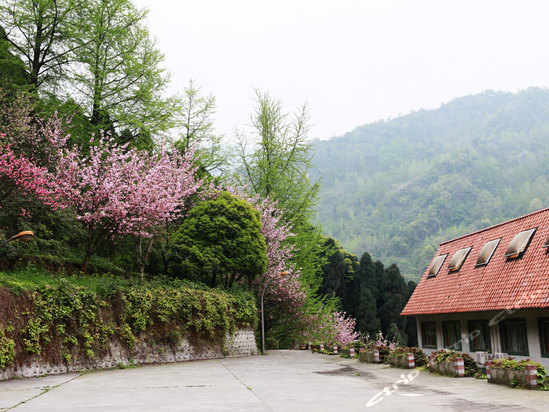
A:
0 267 128 293
0 266 210 296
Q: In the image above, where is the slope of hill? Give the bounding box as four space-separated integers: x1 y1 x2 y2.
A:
312 88 549 280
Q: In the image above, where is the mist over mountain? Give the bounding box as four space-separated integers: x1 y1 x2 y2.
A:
312 88 549 280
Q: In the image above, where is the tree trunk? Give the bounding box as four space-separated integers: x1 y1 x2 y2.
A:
139 237 154 281
82 253 90 273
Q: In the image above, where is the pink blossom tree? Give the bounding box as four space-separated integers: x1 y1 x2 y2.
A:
55 135 204 272
0 142 60 208
0 92 70 220
225 189 310 343
0 91 70 167
332 311 360 347
303 311 359 347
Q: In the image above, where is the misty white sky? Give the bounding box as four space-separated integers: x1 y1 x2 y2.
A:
133 0 549 140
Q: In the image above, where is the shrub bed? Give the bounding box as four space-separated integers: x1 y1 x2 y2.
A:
389 347 427 367
368 345 391 363
429 349 479 377
490 359 548 390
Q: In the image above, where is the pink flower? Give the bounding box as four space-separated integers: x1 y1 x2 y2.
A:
54 135 205 258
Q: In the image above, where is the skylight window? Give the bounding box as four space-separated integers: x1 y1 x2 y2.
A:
447 247 472 272
427 254 448 278
504 228 536 259
475 238 501 267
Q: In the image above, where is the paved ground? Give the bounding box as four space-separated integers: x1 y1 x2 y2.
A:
0 350 546 411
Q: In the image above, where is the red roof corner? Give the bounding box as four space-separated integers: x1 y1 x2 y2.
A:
402 207 549 316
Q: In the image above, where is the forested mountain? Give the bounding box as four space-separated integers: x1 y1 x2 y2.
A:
312 88 549 280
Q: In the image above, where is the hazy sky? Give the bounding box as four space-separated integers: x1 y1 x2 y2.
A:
133 0 549 140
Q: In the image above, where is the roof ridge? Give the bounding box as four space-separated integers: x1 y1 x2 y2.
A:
440 206 549 246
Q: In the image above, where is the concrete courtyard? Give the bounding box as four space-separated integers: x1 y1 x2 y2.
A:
0 350 546 411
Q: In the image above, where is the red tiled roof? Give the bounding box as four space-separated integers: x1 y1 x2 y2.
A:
401 207 549 315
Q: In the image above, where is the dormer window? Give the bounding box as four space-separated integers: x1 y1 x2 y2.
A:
427 254 447 278
447 247 472 272
504 228 536 259
476 238 501 267
542 233 549 249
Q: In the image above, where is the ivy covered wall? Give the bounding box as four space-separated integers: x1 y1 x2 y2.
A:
0 271 258 379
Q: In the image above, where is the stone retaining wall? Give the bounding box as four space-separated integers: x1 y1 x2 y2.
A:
487 366 539 389
0 328 257 381
389 354 413 369
488 367 526 387
359 351 381 363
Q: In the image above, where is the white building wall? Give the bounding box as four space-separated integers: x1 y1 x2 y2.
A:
415 308 549 369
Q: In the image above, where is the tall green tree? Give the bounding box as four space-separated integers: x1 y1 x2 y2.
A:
235 89 326 329
378 264 408 341
290 226 329 306
319 246 389 337
0 26 29 91
355 288 380 337
236 89 320 225
404 280 418 346
72 0 177 139
0 0 79 90
356 252 380 302
176 80 228 176
347 252 380 336
318 237 357 304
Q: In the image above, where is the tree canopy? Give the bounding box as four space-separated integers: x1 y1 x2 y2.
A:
169 192 268 288
236 89 320 225
1 0 179 143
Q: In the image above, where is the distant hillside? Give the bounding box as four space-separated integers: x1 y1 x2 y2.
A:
311 88 549 280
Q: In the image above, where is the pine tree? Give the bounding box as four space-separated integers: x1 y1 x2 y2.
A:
379 264 408 338
355 288 380 336
404 280 418 346
356 252 379 302
235 89 320 225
